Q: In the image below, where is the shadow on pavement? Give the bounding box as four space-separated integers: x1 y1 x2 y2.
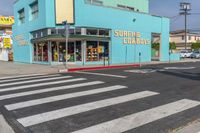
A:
158 70 200 81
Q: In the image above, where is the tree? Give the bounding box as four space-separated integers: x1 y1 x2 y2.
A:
191 42 200 50
152 43 160 51
169 42 176 51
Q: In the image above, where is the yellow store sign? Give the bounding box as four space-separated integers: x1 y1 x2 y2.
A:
114 30 150 45
3 38 11 48
0 16 14 25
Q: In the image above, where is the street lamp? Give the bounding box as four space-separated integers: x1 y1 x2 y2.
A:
180 2 191 50
62 20 69 69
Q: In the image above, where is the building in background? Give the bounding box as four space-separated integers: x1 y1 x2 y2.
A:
13 0 180 65
0 16 14 61
170 30 200 51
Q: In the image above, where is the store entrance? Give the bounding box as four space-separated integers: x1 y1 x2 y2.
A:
151 33 161 61
51 41 82 63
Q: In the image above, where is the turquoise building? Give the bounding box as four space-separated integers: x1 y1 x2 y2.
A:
13 0 179 65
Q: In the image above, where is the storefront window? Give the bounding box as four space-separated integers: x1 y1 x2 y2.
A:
51 42 58 62
86 41 98 61
33 43 48 62
86 41 109 62
99 29 109 36
75 28 81 35
75 41 82 61
87 29 98 35
37 44 43 61
59 42 66 62
68 42 75 62
43 43 48 62
99 41 109 61
33 43 37 61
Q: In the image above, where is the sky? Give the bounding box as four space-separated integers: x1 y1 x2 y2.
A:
0 0 199 31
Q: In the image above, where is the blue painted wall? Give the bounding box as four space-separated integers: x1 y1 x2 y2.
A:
13 0 55 63
74 0 170 64
13 0 172 64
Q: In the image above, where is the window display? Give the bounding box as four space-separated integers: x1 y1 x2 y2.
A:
68 42 75 62
51 42 58 62
86 41 98 61
75 41 82 61
33 40 109 63
59 42 66 62
86 41 109 62
33 43 48 62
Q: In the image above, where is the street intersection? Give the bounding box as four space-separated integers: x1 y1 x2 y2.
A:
0 62 199 133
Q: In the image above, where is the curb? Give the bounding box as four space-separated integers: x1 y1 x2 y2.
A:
67 64 140 72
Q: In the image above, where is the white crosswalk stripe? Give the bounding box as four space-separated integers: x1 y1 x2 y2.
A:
0 76 73 87
17 91 159 127
0 74 48 80
0 74 61 84
5 85 127 110
0 81 104 100
73 99 200 133
0 78 86 93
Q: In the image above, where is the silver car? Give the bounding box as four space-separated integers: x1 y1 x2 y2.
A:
191 51 200 59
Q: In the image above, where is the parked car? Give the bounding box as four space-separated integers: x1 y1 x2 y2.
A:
180 50 192 58
190 51 200 59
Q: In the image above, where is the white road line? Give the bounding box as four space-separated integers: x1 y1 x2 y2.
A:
17 91 159 127
0 76 73 87
5 85 127 111
0 74 48 80
73 99 200 133
0 74 61 84
0 81 104 100
76 72 127 78
0 78 85 93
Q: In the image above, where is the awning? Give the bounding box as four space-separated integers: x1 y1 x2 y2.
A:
31 34 111 43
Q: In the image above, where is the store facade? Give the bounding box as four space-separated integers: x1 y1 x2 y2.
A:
0 16 14 61
13 0 179 65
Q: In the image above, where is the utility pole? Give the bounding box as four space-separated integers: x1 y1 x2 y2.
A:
180 2 191 50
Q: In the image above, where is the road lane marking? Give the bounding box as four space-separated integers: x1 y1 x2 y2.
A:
0 81 104 100
0 76 73 87
0 74 61 84
17 91 159 127
5 85 127 111
73 99 200 133
0 74 48 80
165 67 196 70
76 72 127 78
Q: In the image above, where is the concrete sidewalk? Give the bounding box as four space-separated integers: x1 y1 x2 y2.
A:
0 115 14 133
171 119 200 133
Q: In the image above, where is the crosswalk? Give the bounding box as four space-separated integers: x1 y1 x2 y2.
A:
0 74 199 133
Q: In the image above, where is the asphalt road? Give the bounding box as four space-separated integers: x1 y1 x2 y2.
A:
0 62 199 133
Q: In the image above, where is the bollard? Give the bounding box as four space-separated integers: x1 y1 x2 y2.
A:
139 52 142 68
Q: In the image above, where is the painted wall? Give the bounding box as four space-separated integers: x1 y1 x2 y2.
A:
13 0 55 63
101 0 149 13
75 0 170 64
13 0 171 64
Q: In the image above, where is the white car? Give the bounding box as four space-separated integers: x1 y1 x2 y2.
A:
180 50 192 58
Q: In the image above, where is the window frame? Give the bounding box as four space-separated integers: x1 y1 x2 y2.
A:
18 8 25 24
30 0 39 21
